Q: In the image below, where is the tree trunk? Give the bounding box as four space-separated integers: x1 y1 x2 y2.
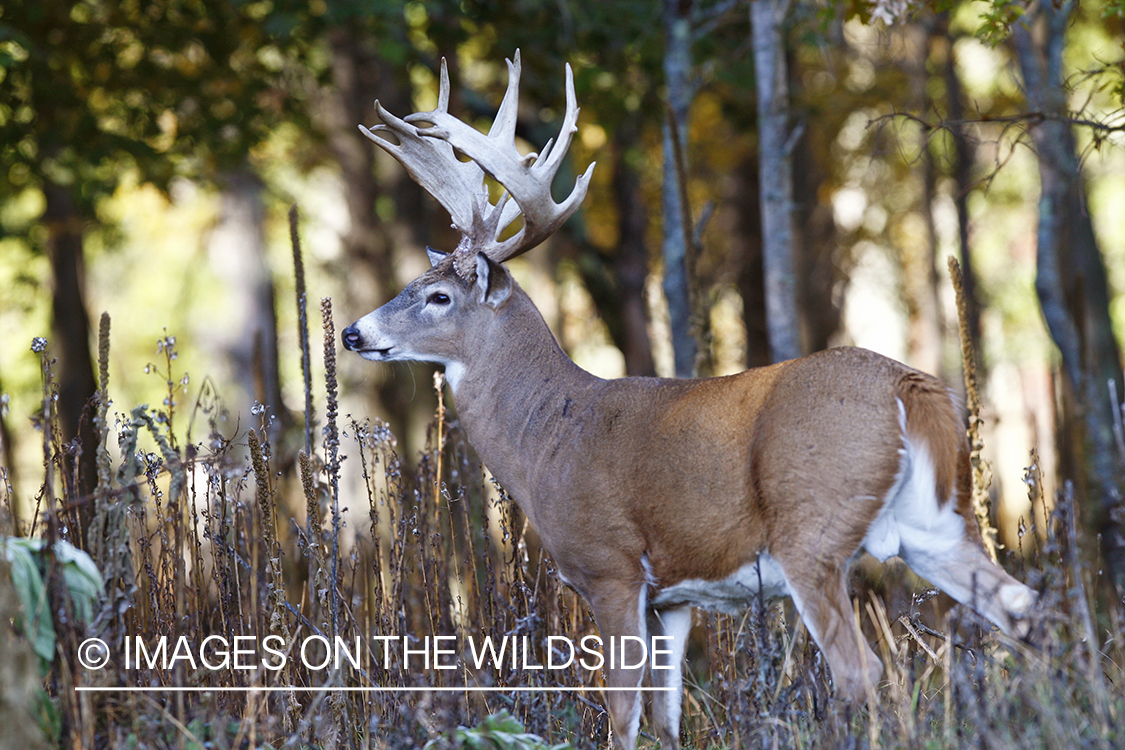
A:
732 154 771 369
612 128 657 377
540 119 656 377
1012 0 1125 594
942 20 983 365
325 27 397 305
322 28 429 454
662 0 698 378
789 74 841 357
206 168 289 445
904 20 944 377
44 181 98 543
751 0 801 363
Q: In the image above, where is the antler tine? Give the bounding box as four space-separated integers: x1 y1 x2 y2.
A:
436 53 451 113
361 51 595 274
360 84 486 240
494 60 596 262
407 52 595 266
488 50 522 145
534 61 582 181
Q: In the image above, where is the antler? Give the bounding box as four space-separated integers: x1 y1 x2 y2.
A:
360 50 596 276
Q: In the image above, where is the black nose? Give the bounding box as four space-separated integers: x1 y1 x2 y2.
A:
342 325 363 351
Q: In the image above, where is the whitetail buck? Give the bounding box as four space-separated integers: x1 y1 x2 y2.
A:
342 52 1036 749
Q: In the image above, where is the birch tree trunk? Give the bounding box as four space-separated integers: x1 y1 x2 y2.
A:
1012 0 1125 594
751 0 801 363
662 0 698 378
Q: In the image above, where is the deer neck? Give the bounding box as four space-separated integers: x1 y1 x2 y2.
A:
449 286 598 505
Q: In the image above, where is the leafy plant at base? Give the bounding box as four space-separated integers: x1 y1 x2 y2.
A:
424 710 574 750
2 536 104 669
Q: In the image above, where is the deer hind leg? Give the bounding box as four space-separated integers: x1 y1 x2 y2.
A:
646 605 692 750
775 558 882 702
900 527 1036 638
883 412 1037 636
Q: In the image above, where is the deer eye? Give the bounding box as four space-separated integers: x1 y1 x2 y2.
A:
427 292 451 306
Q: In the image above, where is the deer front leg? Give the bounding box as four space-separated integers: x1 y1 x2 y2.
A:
588 581 650 750
646 605 692 750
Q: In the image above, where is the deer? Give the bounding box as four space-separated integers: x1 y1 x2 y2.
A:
341 51 1036 750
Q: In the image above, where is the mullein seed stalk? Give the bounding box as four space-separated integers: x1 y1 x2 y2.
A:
290 205 315 457
948 256 999 562
321 297 342 639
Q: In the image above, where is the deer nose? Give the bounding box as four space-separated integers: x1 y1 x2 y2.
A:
341 325 363 351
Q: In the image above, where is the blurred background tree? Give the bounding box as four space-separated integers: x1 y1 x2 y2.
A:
1 0 1123 590
0 0 311 537
1007 0 1125 592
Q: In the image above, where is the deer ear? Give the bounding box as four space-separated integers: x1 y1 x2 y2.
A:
426 246 449 267
475 253 512 309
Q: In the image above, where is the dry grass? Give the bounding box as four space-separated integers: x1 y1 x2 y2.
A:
1 243 1121 748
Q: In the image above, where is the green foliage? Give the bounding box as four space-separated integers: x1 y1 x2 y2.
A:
2 536 104 667
0 0 314 238
977 0 1028 46
424 711 574 750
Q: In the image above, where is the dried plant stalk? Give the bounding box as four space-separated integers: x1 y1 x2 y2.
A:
948 256 998 561
291 204 315 456
321 297 342 637
247 427 299 726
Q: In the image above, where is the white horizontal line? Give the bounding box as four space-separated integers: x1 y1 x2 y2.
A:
75 686 673 693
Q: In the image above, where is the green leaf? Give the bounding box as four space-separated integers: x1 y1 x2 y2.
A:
3 537 55 663
55 539 106 624
440 711 574 750
3 536 106 666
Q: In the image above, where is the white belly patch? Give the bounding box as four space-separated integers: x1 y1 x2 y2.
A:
651 553 790 614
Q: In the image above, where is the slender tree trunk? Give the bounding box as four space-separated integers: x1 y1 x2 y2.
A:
662 0 698 378
908 135 943 377
789 56 842 357
751 0 801 363
944 22 982 362
322 28 426 453
612 129 657 377
1012 0 1125 594
43 181 98 542
206 168 289 445
904 20 944 377
733 154 771 369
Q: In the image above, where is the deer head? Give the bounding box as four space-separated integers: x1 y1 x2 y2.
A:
341 50 594 392
341 248 517 391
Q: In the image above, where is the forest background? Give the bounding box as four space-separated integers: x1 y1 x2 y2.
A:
1 0 1125 747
